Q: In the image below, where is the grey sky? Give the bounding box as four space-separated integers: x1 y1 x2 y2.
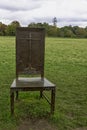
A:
0 0 87 27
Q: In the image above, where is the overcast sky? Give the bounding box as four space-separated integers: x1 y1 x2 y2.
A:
0 0 87 27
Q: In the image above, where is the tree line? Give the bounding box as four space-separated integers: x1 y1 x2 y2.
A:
0 21 87 38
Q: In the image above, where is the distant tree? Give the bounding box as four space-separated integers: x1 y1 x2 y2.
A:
28 22 49 36
47 25 57 37
85 26 87 31
57 27 61 37
0 22 7 35
53 17 57 27
59 26 75 38
28 22 37 28
5 20 20 36
84 27 87 37
11 21 20 27
41 22 49 36
1 20 87 38
73 26 87 38
6 25 15 36
64 26 75 37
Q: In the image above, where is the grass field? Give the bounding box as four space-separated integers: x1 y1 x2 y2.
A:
0 37 87 130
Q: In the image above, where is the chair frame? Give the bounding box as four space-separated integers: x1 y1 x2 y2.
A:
10 27 56 115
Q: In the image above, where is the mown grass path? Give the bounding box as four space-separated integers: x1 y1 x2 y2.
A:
0 37 87 130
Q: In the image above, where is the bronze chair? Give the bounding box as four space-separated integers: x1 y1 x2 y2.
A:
10 27 56 115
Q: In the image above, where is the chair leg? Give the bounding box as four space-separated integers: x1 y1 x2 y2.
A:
16 91 19 100
10 91 14 115
51 88 55 114
40 90 43 98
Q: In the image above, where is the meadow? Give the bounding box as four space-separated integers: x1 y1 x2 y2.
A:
0 37 87 130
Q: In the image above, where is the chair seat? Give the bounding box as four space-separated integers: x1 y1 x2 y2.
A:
11 77 55 91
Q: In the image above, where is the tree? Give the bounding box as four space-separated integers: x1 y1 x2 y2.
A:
11 21 20 27
73 26 87 38
28 22 49 36
5 21 21 36
53 17 57 27
28 22 37 28
0 22 7 35
47 25 57 37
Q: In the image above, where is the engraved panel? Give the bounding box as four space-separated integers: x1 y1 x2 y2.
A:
16 28 45 75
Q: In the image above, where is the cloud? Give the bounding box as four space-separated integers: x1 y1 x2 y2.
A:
0 0 56 25
0 0 41 11
55 0 87 26
0 0 87 27
58 18 87 23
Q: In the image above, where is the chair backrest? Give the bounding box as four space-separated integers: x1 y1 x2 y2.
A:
16 27 45 78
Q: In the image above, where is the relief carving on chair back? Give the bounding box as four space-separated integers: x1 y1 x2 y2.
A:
16 28 45 76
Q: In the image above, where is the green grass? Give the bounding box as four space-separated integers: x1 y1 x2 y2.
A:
0 37 87 130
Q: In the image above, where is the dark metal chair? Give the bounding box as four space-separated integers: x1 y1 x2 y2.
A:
10 27 56 115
